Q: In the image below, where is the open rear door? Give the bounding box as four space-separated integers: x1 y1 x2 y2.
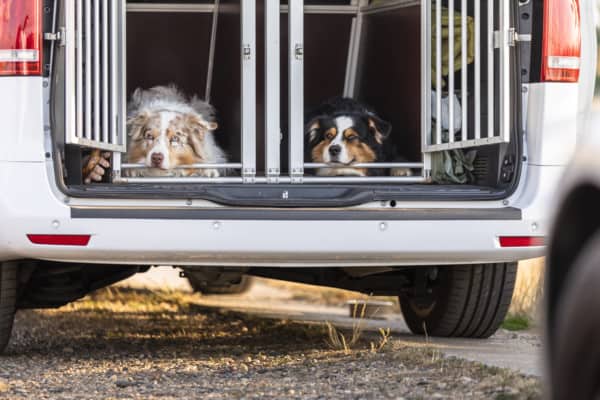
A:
422 0 513 154
63 0 127 153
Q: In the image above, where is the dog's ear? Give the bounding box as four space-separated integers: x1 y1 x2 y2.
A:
185 113 218 159
127 111 150 141
185 113 218 139
367 113 392 145
305 117 322 144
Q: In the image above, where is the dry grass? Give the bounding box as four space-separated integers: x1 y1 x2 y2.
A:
325 301 393 354
6 287 542 399
509 258 545 324
263 278 400 309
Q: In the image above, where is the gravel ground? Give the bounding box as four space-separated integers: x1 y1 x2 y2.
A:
1 288 542 400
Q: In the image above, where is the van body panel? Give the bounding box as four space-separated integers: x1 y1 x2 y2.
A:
526 83 579 166
0 0 596 269
0 78 45 162
0 160 557 265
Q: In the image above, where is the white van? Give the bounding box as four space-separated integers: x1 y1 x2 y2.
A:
0 0 595 351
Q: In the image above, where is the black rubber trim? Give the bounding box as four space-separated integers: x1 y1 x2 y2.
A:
63 183 509 208
71 207 522 221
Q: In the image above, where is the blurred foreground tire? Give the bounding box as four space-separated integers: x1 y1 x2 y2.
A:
399 263 517 338
188 275 253 295
0 263 18 353
550 234 600 400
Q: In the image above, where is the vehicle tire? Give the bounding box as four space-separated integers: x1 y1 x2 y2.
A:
188 275 253 295
399 263 517 338
549 234 600 400
0 262 18 353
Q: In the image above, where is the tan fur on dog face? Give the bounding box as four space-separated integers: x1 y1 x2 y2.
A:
126 110 218 171
311 127 375 177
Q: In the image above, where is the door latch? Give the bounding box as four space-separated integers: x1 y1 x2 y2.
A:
494 28 532 48
44 27 66 47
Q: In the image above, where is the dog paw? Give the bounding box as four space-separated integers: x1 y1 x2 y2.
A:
391 167 413 177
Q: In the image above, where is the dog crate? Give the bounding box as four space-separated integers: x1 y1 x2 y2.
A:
61 0 517 186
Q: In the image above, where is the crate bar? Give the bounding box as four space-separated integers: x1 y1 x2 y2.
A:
113 0 127 180
265 0 280 182
121 162 420 171
241 0 257 183
461 0 468 141
92 0 101 143
121 163 243 170
72 137 125 152
120 177 246 184
205 0 220 103
448 0 454 144
424 135 505 152
84 0 92 141
65 0 77 145
487 0 494 138
101 0 109 143
281 5 359 14
126 4 360 14
499 0 511 143
474 0 481 139
421 0 431 174
305 163 424 169
126 4 215 13
343 17 358 97
289 0 304 183
76 0 84 141
435 0 442 145
303 176 427 184
119 176 426 184
360 0 420 14
120 0 127 148
110 0 119 146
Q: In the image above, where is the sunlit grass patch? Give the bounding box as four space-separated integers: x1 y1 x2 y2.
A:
63 287 200 313
502 315 531 331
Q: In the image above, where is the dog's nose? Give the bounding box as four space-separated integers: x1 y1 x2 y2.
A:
329 145 342 157
151 153 164 167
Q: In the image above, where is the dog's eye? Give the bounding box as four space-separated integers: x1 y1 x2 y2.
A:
346 135 359 142
170 136 180 144
326 133 335 140
144 131 154 140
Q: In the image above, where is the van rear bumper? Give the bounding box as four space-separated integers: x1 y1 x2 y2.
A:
0 161 550 266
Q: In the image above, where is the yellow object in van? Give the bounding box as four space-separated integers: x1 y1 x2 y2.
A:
370 2 475 88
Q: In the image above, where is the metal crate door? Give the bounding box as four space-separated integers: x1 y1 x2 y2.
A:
64 0 127 152
422 0 512 153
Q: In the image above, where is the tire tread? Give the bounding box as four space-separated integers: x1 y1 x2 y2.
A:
0 263 18 353
400 263 517 338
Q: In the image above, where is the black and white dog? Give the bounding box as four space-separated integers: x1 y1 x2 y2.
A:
305 97 412 177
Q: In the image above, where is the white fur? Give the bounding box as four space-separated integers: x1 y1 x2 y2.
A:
320 116 355 166
124 86 227 178
335 116 354 135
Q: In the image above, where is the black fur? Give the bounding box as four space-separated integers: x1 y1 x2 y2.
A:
305 97 398 176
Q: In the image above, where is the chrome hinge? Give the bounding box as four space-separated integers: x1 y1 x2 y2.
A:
495 28 532 48
242 168 256 184
44 27 66 47
290 168 304 184
294 44 304 60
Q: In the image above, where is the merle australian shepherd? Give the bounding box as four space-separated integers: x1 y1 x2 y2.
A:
124 85 227 178
305 97 412 177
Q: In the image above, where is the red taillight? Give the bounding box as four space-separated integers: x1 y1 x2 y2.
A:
0 0 43 76
541 0 581 82
27 234 91 246
499 236 545 248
